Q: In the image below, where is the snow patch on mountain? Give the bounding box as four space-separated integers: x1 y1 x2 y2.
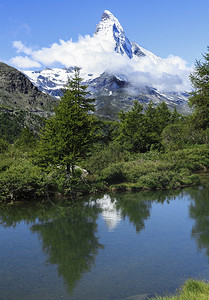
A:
24 67 100 98
95 10 133 59
20 9 191 116
94 10 160 63
15 10 191 92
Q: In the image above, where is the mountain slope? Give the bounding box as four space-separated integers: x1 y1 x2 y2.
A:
88 73 189 118
23 10 190 118
94 10 160 62
0 62 58 114
95 10 133 59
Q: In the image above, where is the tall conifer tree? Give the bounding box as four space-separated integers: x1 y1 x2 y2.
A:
189 47 209 129
38 68 95 175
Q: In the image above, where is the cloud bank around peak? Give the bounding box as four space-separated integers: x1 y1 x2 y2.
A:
9 34 192 92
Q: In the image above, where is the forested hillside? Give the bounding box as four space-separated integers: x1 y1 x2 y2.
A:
1 48 209 202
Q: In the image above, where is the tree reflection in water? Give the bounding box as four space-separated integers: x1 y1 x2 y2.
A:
93 189 180 233
189 185 209 256
0 187 200 296
0 200 103 294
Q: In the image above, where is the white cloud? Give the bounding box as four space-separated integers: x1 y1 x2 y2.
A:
9 56 41 68
13 41 32 55
127 55 191 92
10 34 192 92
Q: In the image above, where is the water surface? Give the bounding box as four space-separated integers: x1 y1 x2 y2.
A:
0 185 209 299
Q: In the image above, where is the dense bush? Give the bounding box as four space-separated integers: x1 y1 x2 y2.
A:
0 138 10 153
162 122 209 150
0 110 45 143
0 159 46 200
86 145 209 191
84 141 130 174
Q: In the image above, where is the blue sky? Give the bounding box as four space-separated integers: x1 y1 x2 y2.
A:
0 0 209 92
1 0 209 67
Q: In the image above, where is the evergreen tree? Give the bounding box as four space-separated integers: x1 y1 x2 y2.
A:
38 68 96 175
155 102 172 133
189 47 209 129
117 101 148 152
15 126 36 150
117 101 178 153
144 101 173 150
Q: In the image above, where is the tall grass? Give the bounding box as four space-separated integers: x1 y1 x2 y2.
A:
153 279 209 300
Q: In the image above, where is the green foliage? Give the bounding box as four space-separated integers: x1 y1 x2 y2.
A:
43 165 90 196
84 141 129 174
0 110 23 142
100 160 171 183
87 145 209 190
99 160 191 189
14 126 37 150
38 68 96 175
94 117 119 145
153 279 209 299
162 120 209 150
117 101 147 152
0 158 46 200
189 46 209 129
0 138 10 153
0 110 45 143
116 101 180 152
0 143 91 201
163 145 209 171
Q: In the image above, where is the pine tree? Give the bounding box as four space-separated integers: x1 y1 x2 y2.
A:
189 47 209 129
38 68 96 175
117 101 177 153
117 101 148 152
15 126 36 150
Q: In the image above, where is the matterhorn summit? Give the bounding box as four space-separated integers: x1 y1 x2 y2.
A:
94 10 158 61
23 10 190 117
95 10 133 59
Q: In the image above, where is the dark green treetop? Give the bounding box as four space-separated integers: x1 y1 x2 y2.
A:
38 68 96 175
189 47 209 129
117 101 147 152
116 100 178 153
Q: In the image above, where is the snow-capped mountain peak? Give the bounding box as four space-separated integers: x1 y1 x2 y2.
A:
95 10 133 59
22 10 190 117
95 10 125 38
94 10 159 62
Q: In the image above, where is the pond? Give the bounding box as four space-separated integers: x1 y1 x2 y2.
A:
0 183 209 299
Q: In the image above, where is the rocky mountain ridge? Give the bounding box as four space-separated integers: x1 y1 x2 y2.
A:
22 10 190 118
0 62 57 115
94 10 160 62
24 68 189 118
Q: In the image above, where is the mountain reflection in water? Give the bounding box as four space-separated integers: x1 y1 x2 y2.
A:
0 185 209 299
94 194 122 231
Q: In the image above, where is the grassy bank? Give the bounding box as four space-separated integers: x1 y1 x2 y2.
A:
153 279 209 300
86 144 209 193
1 143 209 202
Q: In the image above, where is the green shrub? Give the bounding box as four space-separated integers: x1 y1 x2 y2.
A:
153 279 209 299
0 138 10 153
162 122 209 151
85 141 129 174
97 145 206 190
137 171 182 190
100 162 126 184
0 159 46 200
